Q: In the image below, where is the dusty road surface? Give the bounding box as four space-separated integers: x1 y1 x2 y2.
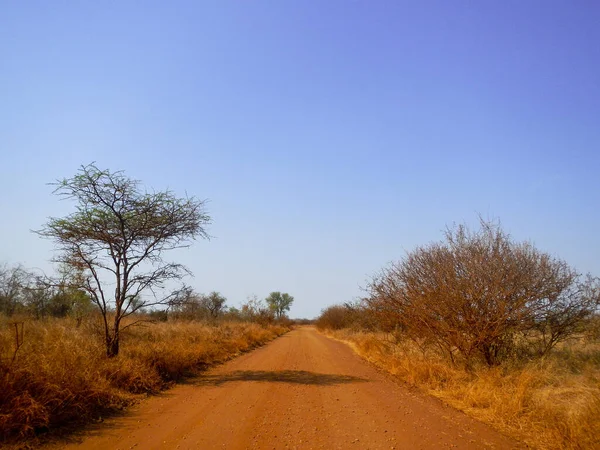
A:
55 327 523 449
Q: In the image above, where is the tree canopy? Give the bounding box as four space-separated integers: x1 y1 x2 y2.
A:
265 291 294 319
37 163 211 356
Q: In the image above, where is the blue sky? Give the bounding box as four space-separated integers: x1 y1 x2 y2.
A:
1 1 599 318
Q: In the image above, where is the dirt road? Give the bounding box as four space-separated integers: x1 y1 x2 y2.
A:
57 327 522 449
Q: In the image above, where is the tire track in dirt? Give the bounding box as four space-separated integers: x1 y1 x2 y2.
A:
53 327 523 449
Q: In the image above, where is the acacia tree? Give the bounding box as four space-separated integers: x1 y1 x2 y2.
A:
172 290 227 320
202 291 227 318
265 291 294 319
37 164 211 357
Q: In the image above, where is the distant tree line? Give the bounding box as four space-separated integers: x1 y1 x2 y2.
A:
166 290 295 324
0 263 93 322
0 261 296 328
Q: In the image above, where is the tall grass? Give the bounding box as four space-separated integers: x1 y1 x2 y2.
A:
0 316 288 442
322 328 600 450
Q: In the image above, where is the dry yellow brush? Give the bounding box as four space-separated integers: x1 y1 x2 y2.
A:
323 329 600 450
0 317 288 442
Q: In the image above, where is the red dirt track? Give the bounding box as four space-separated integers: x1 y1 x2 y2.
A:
56 327 523 449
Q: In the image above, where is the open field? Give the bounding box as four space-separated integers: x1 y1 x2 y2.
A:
321 328 600 450
0 316 288 444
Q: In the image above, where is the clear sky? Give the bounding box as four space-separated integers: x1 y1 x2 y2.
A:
1 1 599 318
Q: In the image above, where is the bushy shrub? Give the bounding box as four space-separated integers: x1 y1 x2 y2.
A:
316 302 376 331
365 219 600 367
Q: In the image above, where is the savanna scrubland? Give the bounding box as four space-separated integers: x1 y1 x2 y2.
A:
0 256 291 446
0 310 289 443
0 164 293 445
317 220 600 450
3 164 598 449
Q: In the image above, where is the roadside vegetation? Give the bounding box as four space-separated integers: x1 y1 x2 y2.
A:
0 262 292 444
317 219 600 450
0 314 288 442
0 164 294 444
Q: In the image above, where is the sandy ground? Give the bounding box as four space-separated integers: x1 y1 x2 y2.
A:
52 327 524 449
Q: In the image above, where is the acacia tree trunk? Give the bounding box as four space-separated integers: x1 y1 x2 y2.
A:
105 319 121 358
106 332 119 357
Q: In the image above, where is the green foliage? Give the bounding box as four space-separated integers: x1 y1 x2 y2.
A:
0 264 29 316
265 291 294 319
36 163 211 356
0 263 93 320
204 292 227 318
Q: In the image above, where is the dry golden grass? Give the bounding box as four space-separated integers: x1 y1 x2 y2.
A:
322 328 600 450
0 316 288 442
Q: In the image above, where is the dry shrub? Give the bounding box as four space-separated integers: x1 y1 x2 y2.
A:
323 328 600 450
366 219 600 368
0 317 288 442
316 303 379 332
